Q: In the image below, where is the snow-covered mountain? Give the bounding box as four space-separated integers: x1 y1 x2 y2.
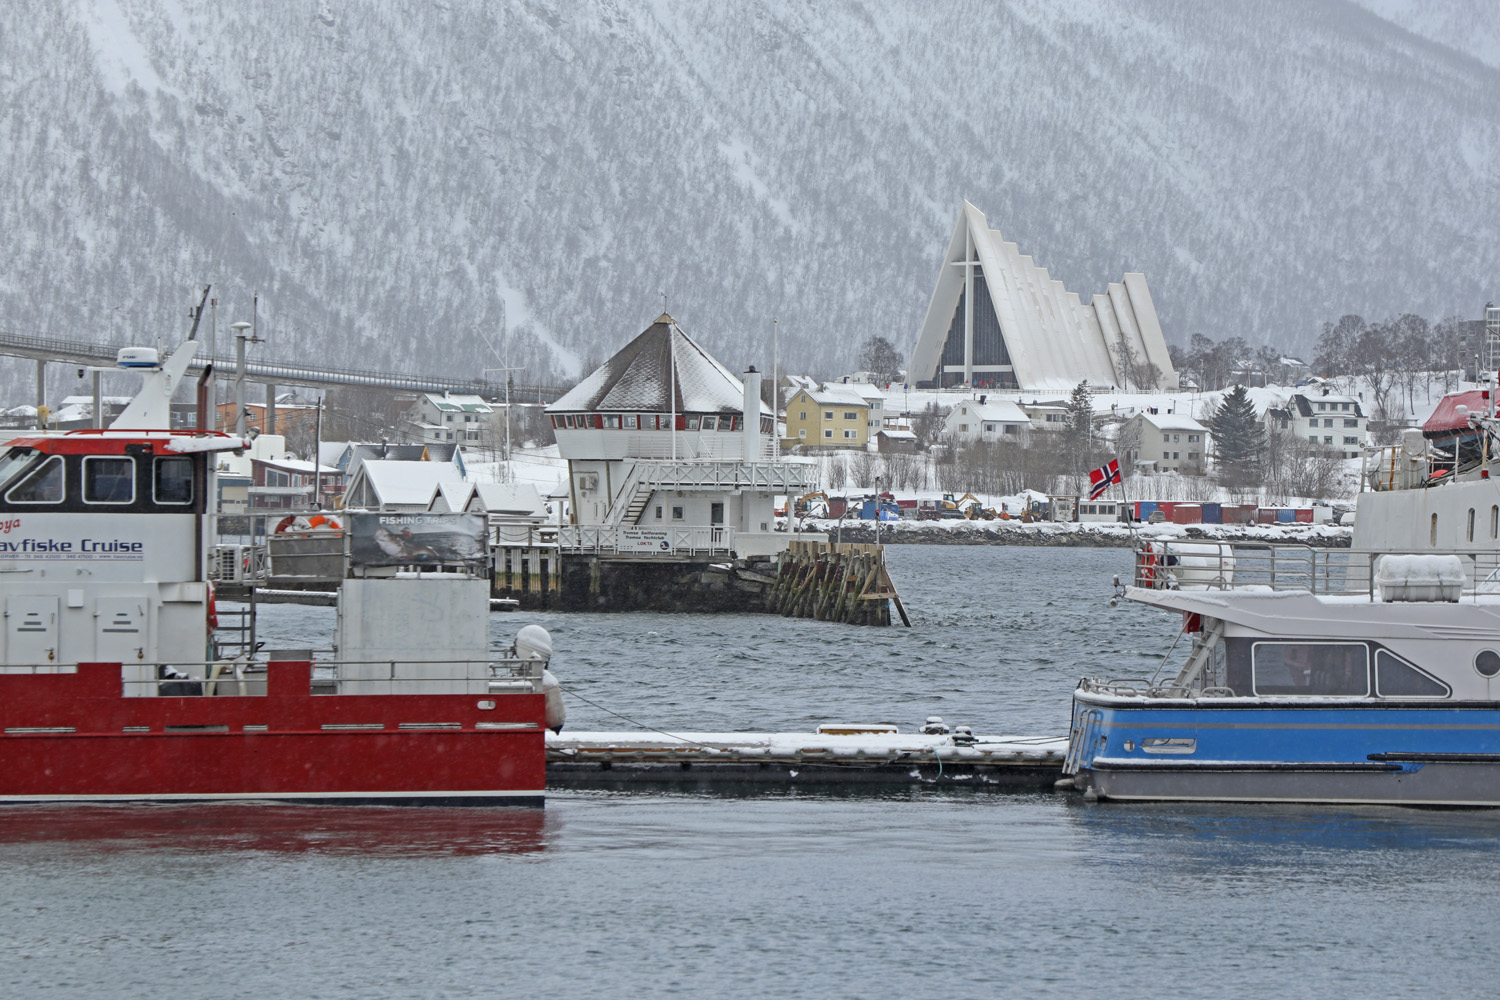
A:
1 0 1497 396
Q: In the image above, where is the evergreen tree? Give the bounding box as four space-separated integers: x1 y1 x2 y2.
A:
1208 384 1264 484
1065 380 1095 479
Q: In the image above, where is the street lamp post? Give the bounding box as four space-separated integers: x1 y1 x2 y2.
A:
229 320 260 437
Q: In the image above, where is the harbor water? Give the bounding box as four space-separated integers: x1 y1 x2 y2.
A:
3 545 1498 998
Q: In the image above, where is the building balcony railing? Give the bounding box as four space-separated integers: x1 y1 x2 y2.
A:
557 525 734 557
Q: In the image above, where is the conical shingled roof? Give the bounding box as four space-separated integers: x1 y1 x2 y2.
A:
547 315 771 415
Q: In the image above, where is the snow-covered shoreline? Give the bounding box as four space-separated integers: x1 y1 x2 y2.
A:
786 518 1354 548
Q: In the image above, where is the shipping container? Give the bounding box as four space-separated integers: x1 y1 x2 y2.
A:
1294 508 1314 523
1200 502 1223 524
1136 501 1158 520
1171 504 1203 525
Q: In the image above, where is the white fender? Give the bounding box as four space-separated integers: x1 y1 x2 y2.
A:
541 668 565 734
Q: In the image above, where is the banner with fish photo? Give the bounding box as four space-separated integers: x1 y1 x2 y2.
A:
348 513 488 568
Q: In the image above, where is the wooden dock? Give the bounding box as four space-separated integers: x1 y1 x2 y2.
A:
546 729 1067 790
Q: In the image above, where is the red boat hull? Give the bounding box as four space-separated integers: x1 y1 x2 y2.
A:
0 661 546 805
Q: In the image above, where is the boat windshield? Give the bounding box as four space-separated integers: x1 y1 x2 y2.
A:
0 448 38 493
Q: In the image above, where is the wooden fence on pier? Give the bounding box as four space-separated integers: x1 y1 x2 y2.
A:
767 541 910 626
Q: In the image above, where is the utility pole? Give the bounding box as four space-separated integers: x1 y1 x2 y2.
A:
772 318 779 460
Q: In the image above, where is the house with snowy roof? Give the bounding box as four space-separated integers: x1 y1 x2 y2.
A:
1275 390 1366 459
782 383 872 450
545 314 816 557
407 392 495 446
1121 409 1210 475
941 397 1031 442
342 459 465 513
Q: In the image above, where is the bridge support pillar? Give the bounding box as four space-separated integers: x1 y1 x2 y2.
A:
265 382 277 435
93 371 102 429
35 359 44 430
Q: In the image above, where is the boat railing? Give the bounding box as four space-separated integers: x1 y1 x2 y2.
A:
100 657 544 698
1133 540 1500 598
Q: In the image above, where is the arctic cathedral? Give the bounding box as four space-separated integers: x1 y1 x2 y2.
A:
907 202 1179 392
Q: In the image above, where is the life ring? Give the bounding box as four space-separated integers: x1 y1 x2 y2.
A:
1138 543 1160 587
274 515 298 533
206 580 219 630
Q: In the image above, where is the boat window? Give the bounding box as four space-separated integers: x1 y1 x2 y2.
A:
154 457 194 505
1251 642 1368 696
84 457 134 504
1476 650 1500 678
1375 650 1450 698
0 448 38 493
6 455 63 504
1492 506 1498 541
1468 508 1476 543
1430 513 1438 547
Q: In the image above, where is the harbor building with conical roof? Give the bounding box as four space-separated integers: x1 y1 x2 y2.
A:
546 314 816 558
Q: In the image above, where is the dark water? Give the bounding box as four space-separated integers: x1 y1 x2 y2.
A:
3 547 1498 999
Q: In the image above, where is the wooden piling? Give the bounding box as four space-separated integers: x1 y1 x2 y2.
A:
770 541 908 627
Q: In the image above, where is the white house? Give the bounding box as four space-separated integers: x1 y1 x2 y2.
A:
1266 390 1367 459
409 392 494 446
546 314 816 557
1019 399 1070 430
1122 410 1210 475
941 398 1031 442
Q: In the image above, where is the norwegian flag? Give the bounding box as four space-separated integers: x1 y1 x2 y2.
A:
1088 459 1121 501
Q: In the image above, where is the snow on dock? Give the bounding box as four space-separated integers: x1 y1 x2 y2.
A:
546 729 1068 790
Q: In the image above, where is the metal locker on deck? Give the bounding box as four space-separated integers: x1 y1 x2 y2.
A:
6 595 59 669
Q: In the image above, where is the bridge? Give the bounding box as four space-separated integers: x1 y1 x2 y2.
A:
0 329 572 401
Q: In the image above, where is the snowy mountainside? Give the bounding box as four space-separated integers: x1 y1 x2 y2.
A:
1 0 1497 400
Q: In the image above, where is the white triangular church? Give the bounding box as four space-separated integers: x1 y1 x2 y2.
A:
907 202 1179 392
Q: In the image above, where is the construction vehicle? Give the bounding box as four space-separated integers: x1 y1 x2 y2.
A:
964 502 999 520
792 491 830 518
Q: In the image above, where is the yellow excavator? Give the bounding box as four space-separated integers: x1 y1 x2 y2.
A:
790 491 830 518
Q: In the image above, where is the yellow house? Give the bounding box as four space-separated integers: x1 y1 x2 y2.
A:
782 383 871 449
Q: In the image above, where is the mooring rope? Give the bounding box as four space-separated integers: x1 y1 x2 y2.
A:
555 684 720 751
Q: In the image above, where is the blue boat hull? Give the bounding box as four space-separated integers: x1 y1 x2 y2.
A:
1067 694 1500 806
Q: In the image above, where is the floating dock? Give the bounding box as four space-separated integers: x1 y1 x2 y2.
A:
546 729 1067 790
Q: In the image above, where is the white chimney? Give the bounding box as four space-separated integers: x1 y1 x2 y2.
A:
743 367 762 462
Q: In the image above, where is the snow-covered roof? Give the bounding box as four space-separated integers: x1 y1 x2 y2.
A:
1138 411 1208 433
878 428 918 440
790 383 870 408
254 457 340 474
424 392 493 413
547 315 771 416
845 382 886 403
907 201 1179 393
948 399 1029 424
781 374 818 392
319 442 351 467
350 459 464 506
470 482 548 518
1291 392 1364 418
430 480 476 512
